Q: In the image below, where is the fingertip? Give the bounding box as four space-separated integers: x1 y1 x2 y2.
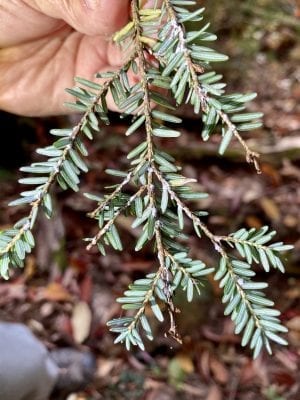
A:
73 0 131 36
28 0 131 36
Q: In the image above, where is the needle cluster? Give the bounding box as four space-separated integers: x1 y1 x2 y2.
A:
0 0 292 358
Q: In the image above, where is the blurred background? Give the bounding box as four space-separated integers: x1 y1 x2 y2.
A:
0 0 299 399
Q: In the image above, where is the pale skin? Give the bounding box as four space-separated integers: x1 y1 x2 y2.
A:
0 0 135 116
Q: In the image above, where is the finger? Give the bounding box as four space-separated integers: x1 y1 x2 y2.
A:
0 1 64 47
24 0 131 36
0 30 138 116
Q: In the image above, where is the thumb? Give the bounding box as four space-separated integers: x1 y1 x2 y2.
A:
25 0 130 36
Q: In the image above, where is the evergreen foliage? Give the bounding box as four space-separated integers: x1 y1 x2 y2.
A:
0 0 292 357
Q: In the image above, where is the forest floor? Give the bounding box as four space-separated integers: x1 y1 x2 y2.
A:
0 1 299 399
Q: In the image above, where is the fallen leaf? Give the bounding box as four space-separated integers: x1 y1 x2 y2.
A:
206 384 222 400
180 383 206 397
80 274 92 303
54 314 73 341
71 301 92 344
168 354 194 387
173 354 194 374
253 358 269 387
271 371 295 387
66 394 78 400
202 325 239 344
286 316 300 331
286 284 300 299
210 357 229 384
261 163 281 185
275 350 298 371
40 282 72 302
40 302 55 318
97 357 122 379
288 330 300 346
0 283 26 305
240 360 256 384
198 349 211 381
128 355 146 371
146 386 175 400
66 395 87 400
246 215 263 229
260 197 281 221
23 255 37 280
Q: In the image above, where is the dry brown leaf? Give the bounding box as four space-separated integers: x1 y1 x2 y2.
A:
260 197 281 221
261 163 281 185
54 314 73 341
240 360 257 384
253 358 269 387
146 387 175 400
286 282 300 299
275 350 298 371
199 350 211 381
287 314 300 346
71 301 92 344
23 255 37 280
40 282 72 302
96 357 121 378
173 354 194 374
288 330 300 346
80 274 92 303
181 383 206 396
202 325 239 344
206 384 222 400
286 316 300 331
66 395 87 400
210 357 229 384
0 283 26 305
66 394 78 400
246 215 263 229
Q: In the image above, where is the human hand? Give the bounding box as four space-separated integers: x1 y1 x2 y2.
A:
0 0 132 116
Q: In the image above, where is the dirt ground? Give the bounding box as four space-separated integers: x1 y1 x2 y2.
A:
0 1 299 399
